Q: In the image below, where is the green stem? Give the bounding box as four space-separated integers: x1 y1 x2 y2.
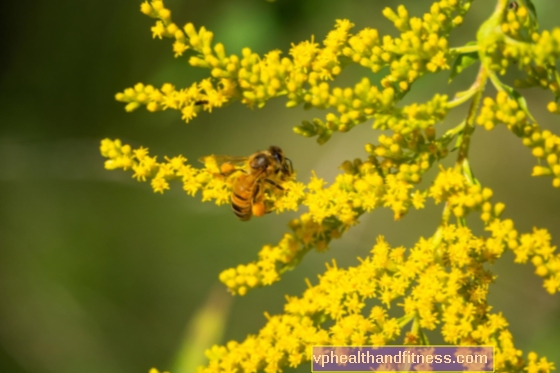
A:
447 64 487 110
461 158 480 186
431 200 450 262
487 70 505 92
442 121 466 139
397 313 416 328
450 44 480 54
441 120 466 149
411 316 430 345
447 87 478 109
432 66 488 248
456 65 488 165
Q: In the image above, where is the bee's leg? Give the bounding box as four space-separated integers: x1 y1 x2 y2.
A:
285 157 293 175
250 183 270 217
264 178 284 191
252 184 261 203
253 183 277 215
262 179 282 215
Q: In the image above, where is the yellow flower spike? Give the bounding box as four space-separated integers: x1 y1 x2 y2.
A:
117 0 477 142
209 224 505 370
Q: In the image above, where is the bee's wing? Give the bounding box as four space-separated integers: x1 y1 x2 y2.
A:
198 155 249 166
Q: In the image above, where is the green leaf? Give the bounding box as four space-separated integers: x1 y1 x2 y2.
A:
525 0 537 18
501 83 536 122
317 129 333 145
461 158 480 186
172 285 232 373
453 129 464 152
449 42 479 83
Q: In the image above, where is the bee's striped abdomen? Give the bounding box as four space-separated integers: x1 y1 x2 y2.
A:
231 191 252 221
230 174 259 221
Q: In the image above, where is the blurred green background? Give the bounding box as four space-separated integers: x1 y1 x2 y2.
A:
1 1 559 372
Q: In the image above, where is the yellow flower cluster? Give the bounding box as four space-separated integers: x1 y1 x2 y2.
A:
118 1 473 144
500 1 538 41
379 1 470 77
115 80 235 122
103 134 489 297
505 24 560 70
527 352 557 373
476 91 528 131
101 138 226 199
430 167 500 221
292 0 472 141
201 218 557 373
218 224 330 297
119 0 240 117
478 1 539 76
477 91 560 188
503 224 560 294
371 94 449 134
221 165 421 296
363 124 455 183
100 138 426 223
101 137 446 295
101 105 560 297
219 155 445 295
509 24 560 101
483 1 560 100
219 166 560 297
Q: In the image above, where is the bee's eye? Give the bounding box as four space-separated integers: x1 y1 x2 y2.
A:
252 154 269 169
508 1 518 10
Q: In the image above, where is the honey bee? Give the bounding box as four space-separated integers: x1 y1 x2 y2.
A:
200 146 293 221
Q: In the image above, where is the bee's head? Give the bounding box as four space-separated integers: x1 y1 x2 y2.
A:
269 146 284 164
268 146 293 176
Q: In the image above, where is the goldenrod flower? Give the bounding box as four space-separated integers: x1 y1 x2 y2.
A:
103 1 560 372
